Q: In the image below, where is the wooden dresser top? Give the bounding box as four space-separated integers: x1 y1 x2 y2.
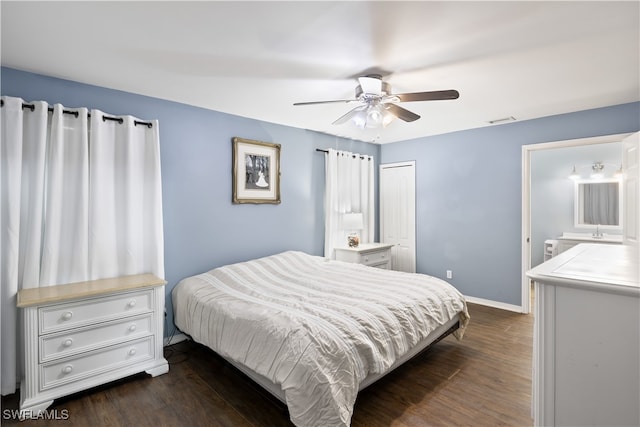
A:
17 274 166 307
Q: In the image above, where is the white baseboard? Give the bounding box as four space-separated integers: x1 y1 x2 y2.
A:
464 295 524 313
164 332 189 347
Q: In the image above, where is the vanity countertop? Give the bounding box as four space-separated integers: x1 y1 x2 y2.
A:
557 232 623 243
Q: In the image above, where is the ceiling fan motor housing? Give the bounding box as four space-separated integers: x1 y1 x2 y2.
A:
356 77 391 99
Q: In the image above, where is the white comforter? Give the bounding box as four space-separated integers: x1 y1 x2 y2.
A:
172 251 469 427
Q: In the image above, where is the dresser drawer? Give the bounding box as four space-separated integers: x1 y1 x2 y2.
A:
360 249 390 266
41 336 154 390
39 290 153 334
40 314 153 362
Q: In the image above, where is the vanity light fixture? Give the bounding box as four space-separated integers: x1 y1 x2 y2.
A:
614 164 624 178
591 162 605 179
568 162 621 180
569 165 580 180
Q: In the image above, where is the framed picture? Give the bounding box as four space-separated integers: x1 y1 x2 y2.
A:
232 137 281 204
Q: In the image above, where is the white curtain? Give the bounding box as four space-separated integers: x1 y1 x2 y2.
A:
324 149 374 258
40 104 90 286
89 112 164 279
0 96 164 395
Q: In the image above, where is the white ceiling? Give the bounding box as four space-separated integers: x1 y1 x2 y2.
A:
2 1 639 144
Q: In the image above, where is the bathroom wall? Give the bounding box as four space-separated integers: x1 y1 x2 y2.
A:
530 141 623 267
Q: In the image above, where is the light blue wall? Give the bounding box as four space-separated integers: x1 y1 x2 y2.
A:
530 141 623 268
1 67 380 334
3 66 639 312
380 103 640 306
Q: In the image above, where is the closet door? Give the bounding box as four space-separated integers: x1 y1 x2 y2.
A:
380 161 416 272
623 132 639 247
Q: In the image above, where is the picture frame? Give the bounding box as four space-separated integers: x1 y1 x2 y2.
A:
232 137 281 204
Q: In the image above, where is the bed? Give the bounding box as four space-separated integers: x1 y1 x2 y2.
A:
172 250 469 427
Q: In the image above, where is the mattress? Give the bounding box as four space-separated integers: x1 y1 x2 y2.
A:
172 251 469 427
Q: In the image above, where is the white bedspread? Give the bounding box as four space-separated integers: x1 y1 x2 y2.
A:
172 251 469 427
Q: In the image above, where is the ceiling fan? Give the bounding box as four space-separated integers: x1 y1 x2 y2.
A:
293 74 459 129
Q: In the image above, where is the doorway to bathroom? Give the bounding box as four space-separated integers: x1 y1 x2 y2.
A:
521 132 631 313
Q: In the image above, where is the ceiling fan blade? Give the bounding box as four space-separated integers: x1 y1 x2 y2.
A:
358 76 383 96
332 105 366 125
385 103 420 122
294 99 357 106
395 90 459 102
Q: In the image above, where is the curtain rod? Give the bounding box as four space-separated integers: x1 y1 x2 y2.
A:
0 99 153 128
315 148 371 160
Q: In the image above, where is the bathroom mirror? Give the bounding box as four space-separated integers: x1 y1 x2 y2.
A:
574 179 622 229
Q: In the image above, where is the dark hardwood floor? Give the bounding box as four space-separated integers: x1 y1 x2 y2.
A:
2 303 533 426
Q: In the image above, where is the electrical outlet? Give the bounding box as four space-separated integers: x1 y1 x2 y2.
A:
446 270 453 279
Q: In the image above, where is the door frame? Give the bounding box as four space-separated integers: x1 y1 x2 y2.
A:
521 132 631 313
380 161 416 272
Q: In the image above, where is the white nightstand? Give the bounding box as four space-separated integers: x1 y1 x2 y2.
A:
334 243 394 269
17 274 169 418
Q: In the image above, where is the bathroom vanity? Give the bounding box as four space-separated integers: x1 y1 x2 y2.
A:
527 243 639 427
556 231 622 254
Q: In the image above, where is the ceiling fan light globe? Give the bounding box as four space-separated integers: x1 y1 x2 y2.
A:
365 107 383 128
382 111 396 127
368 109 382 121
352 111 367 128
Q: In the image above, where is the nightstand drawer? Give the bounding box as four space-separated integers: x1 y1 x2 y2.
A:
334 243 394 269
40 314 153 362
41 336 154 390
39 290 153 334
361 250 390 266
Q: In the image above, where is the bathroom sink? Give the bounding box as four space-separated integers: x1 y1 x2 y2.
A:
561 232 592 238
560 232 623 242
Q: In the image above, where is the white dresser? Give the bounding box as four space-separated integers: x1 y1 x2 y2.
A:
527 244 639 427
17 274 169 418
334 243 394 269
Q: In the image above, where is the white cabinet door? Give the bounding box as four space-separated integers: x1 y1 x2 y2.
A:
623 132 639 247
380 161 416 272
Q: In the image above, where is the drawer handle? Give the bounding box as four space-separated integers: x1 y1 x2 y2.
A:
62 338 73 348
128 348 136 356
61 311 73 321
364 257 369 262
62 365 73 375
127 300 136 308
128 324 137 332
